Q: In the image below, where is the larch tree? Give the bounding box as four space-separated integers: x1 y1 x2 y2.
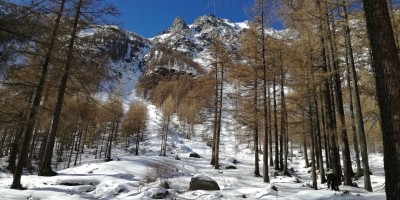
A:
362 0 400 197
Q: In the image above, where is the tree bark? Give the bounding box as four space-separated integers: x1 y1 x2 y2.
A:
362 0 400 196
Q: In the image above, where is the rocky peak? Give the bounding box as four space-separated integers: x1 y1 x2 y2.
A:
170 16 189 32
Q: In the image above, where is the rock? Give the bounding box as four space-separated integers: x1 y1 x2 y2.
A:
146 187 168 199
174 155 181 160
160 180 170 189
170 16 189 33
291 177 301 183
189 152 200 158
272 171 280 177
188 174 220 191
352 182 358 187
225 157 238 164
224 165 237 170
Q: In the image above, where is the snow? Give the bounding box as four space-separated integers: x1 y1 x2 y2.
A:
0 101 387 199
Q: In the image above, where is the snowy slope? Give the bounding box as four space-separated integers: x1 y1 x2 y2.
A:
0 102 387 199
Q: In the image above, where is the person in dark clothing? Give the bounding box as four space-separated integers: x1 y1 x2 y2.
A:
326 173 340 191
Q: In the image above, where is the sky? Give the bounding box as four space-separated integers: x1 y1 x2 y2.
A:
111 0 270 38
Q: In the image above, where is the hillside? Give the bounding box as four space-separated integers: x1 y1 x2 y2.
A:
0 2 393 199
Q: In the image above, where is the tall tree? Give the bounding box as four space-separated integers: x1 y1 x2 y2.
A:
10 0 66 189
342 0 372 190
362 0 400 197
38 0 83 176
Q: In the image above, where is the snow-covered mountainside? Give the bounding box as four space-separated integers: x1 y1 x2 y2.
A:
150 15 248 70
79 26 153 101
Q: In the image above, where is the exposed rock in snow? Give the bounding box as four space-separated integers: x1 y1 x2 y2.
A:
188 174 220 191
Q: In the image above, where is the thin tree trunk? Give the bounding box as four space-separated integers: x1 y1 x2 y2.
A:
326 9 352 185
314 93 326 183
215 60 224 170
10 1 66 188
39 0 83 176
211 60 219 166
254 79 260 177
316 0 341 185
309 98 317 190
273 76 279 171
302 115 310 168
260 2 269 182
268 84 274 167
342 0 372 190
344 36 362 175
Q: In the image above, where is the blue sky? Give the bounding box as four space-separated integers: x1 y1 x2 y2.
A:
111 0 259 38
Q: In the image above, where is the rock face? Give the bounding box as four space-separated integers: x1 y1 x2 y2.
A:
170 17 189 33
188 174 220 191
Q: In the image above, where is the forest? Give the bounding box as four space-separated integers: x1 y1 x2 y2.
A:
0 0 400 199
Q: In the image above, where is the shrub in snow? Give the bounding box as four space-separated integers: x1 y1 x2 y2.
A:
188 174 220 191
143 161 177 183
189 152 200 158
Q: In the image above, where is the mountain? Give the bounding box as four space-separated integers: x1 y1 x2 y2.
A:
151 15 249 68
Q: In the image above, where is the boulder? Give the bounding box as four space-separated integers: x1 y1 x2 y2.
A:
352 182 359 187
160 180 170 189
224 165 237 170
225 157 238 164
189 152 200 158
188 174 220 191
146 187 168 199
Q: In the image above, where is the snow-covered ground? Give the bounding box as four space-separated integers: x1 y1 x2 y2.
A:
0 103 386 199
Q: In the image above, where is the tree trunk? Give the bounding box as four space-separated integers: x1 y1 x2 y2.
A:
39 0 82 176
314 93 326 183
260 2 270 182
309 98 318 190
10 0 66 188
211 59 219 166
273 76 279 171
344 27 362 174
317 0 341 184
326 9 352 185
7 124 24 172
215 61 224 170
303 114 310 168
362 0 400 195
254 79 260 177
